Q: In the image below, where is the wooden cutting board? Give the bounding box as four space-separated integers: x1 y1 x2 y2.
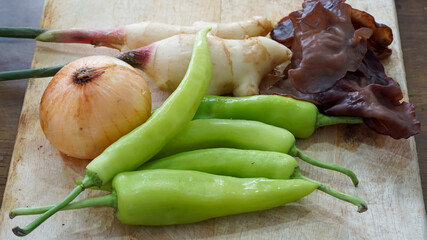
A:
0 0 425 239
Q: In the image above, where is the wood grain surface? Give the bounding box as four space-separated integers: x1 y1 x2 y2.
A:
0 0 426 239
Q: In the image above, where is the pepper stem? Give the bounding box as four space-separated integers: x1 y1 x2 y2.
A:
74 179 113 192
12 174 99 236
292 167 367 213
0 65 64 81
316 113 363 128
12 185 84 236
289 145 359 187
0 27 48 38
10 192 117 218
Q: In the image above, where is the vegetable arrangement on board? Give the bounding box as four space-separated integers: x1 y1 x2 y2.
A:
1 0 420 238
7 27 366 237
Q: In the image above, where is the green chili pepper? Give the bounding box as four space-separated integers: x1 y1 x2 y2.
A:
152 119 359 186
12 27 212 237
10 169 319 227
194 95 363 138
75 147 298 191
70 148 366 212
142 148 299 179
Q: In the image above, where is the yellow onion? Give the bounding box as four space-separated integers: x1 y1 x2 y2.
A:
40 55 151 159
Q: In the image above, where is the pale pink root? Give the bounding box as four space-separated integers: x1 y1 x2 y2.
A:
115 44 155 68
37 27 126 50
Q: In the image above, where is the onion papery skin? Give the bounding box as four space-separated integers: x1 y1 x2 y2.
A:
40 55 151 159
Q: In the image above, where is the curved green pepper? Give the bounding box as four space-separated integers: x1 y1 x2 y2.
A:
194 95 363 138
11 169 319 226
152 119 359 186
86 27 212 185
12 27 212 237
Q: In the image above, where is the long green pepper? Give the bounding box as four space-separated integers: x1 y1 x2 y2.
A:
75 147 299 191
12 27 213 237
194 95 363 138
10 169 319 226
152 118 359 186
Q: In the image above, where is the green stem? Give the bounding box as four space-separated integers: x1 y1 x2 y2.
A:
0 50 144 81
12 185 84 236
292 167 367 213
289 145 359 187
74 179 113 192
0 27 48 38
10 192 117 218
12 174 99 237
0 65 64 81
316 113 363 128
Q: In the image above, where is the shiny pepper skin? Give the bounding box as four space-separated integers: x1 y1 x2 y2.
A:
113 169 318 225
194 95 362 138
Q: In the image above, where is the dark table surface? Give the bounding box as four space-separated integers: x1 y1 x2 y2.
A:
0 0 426 210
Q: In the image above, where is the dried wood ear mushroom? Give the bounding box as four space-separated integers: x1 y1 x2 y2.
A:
287 1 372 93
263 0 420 139
270 0 393 58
